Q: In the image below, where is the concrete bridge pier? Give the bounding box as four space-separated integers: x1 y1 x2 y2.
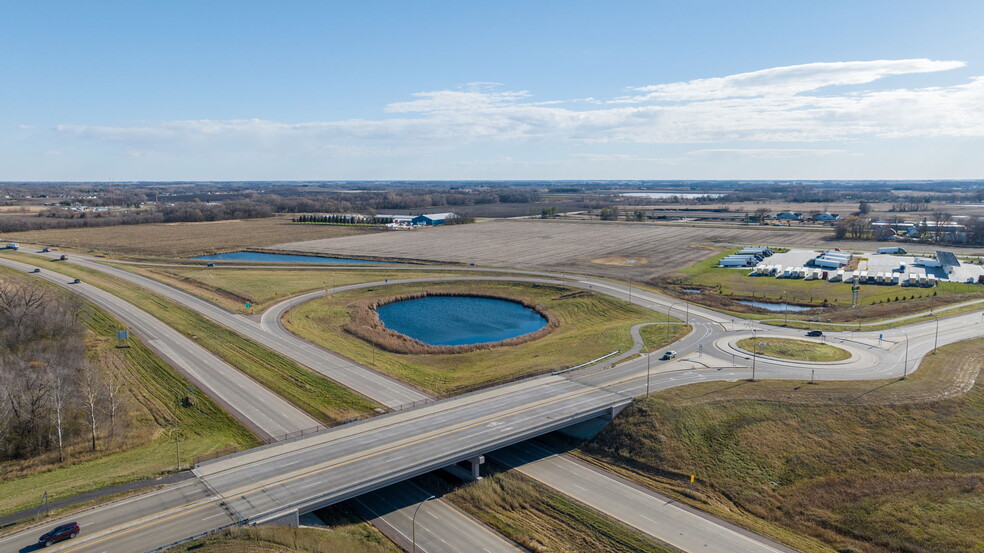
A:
443 455 485 481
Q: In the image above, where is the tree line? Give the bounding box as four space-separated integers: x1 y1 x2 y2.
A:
0 281 126 463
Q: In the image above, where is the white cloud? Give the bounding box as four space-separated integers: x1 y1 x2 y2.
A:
51 59 984 154
688 148 848 158
617 59 966 102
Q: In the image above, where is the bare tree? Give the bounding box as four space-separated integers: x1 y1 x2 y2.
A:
104 366 126 442
932 210 953 242
78 363 103 451
47 365 72 463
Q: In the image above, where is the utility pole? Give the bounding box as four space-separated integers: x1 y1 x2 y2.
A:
932 312 939 354
900 328 910 379
175 430 180 471
412 495 436 553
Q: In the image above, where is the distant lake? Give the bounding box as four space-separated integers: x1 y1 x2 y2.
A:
377 296 548 346
622 192 724 199
738 300 813 312
189 251 401 264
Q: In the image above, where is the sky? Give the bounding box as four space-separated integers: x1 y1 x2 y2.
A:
2 0 983 181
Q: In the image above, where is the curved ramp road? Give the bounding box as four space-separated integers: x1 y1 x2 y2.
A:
31 251 430 407
0 256 317 439
0 254 523 553
3 250 982 553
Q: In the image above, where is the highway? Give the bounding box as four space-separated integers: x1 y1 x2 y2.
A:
1 250 979 553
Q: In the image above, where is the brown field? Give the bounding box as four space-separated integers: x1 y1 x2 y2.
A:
274 219 984 282
0 217 380 258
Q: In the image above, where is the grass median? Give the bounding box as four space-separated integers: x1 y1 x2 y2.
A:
0 251 379 423
120 264 524 313
0 268 256 518
423 468 677 553
735 337 850 362
285 281 683 395
573 337 984 553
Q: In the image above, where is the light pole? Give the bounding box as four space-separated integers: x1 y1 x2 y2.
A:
932 312 939 354
645 346 651 396
750 330 758 382
361 326 376 365
412 495 436 553
899 328 910 380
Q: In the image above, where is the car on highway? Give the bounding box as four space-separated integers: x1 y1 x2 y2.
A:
72 278 81 284
31 268 40 273
661 350 677 360
38 522 80 547
806 330 823 337
41 247 51 252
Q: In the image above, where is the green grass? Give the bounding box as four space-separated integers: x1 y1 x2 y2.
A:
434 468 677 553
285 281 677 395
124 265 514 313
576 338 984 553
0 251 379 422
0 269 256 517
640 323 692 352
735 337 851 362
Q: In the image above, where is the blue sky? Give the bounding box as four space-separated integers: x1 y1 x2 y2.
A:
2 1 983 180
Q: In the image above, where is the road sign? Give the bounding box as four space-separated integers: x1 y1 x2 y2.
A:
690 474 695 483
116 330 129 340
245 303 252 309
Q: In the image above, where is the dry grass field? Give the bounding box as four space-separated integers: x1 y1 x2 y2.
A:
575 338 984 553
274 219 984 283
0 216 379 257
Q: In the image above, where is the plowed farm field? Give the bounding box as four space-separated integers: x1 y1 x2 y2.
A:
273 219 865 282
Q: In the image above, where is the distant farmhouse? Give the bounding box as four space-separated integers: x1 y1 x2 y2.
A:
775 212 801 221
814 212 839 221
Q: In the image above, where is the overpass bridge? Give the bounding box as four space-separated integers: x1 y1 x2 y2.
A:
0 375 628 553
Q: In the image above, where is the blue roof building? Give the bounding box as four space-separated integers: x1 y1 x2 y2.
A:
412 212 457 225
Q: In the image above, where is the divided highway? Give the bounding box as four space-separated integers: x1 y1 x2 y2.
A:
2 250 979 553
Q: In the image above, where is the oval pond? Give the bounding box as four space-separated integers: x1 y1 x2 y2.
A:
376 296 548 346
189 251 402 264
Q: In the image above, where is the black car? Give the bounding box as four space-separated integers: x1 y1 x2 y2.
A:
806 330 823 337
38 522 80 547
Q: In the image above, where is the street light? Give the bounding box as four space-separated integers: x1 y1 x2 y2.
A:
899 328 910 380
750 329 758 381
360 325 376 365
645 346 651 396
412 494 436 553
931 310 939 354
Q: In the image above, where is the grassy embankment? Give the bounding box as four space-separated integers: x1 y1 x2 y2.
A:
171 505 399 553
120 265 523 313
735 337 851 362
0 251 378 422
0 269 256 518
661 247 984 328
286 281 688 395
423 469 676 553
1 216 379 258
575 338 984 553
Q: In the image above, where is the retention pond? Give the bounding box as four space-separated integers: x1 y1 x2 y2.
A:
189 251 403 264
376 296 548 346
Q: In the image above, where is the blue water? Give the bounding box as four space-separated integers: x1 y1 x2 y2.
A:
738 300 813 312
189 251 400 264
376 296 548 346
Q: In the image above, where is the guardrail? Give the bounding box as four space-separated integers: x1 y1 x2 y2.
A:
143 522 240 553
551 350 619 376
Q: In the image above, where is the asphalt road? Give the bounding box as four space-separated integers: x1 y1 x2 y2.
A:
0 253 517 553
3 250 979 553
0 255 318 439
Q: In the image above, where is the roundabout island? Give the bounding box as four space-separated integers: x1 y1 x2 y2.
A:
735 336 852 362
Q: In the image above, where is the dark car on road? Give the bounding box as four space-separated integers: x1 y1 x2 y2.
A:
806 330 823 337
38 522 80 547
661 350 677 360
